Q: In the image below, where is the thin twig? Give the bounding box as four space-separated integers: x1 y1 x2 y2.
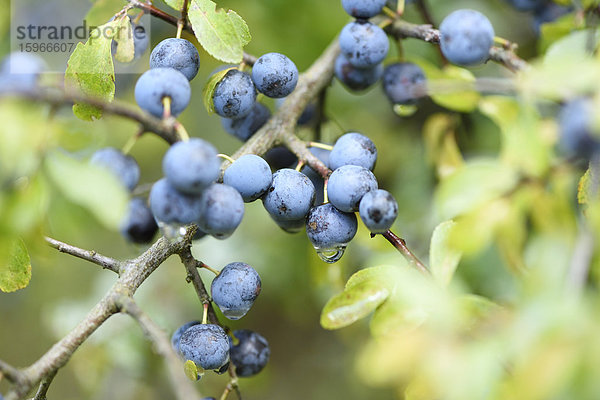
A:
385 19 529 73
1 88 181 144
179 247 220 325
119 296 201 400
0 360 22 383
32 370 57 400
378 230 429 275
44 237 121 274
413 0 446 65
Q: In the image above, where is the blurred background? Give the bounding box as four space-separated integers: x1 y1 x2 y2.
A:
0 0 590 399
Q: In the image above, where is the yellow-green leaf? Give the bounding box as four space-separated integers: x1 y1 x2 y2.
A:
183 360 202 381
479 96 551 177
188 0 251 63
578 168 592 205
423 113 463 179
0 237 32 293
435 159 519 219
411 57 480 112
430 220 462 286
163 0 186 10
321 280 390 330
113 15 135 63
85 0 127 26
44 151 128 230
65 20 117 121
202 67 234 114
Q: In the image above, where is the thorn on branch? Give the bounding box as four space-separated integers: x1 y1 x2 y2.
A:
44 236 121 274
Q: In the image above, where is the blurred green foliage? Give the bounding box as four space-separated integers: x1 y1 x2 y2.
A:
2 0 600 399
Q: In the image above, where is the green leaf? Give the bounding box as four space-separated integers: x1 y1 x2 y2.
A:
65 20 117 121
410 58 480 112
345 265 397 290
578 168 594 205
423 113 463 179
113 15 135 63
538 13 577 53
85 0 127 26
321 280 390 330
479 96 551 177
435 159 519 219
44 151 128 230
202 67 234 114
0 237 32 293
163 0 186 10
183 360 202 381
430 220 462 286
188 0 251 63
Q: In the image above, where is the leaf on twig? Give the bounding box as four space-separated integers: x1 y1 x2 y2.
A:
65 20 116 121
188 0 251 63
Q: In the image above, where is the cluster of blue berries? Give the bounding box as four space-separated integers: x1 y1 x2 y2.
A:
335 0 389 92
304 133 399 262
171 262 269 384
213 52 299 141
134 37 200 118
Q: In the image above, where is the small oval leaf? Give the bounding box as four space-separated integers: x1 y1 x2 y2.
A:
430 220 462 286
0 237 32 293
321 281 390 330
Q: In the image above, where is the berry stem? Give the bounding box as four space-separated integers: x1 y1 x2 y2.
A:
202 303 209 324
162 96 172 120
198 262 220 276
174 121 190 141
133 11 144 25
382 6 398 18
176 0 189 39
323 178 329 204
307 142 334 151
295 160 306 172
396 0 405 15
122 128 143 155
217 153 236 164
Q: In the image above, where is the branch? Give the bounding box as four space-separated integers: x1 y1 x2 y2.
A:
119 297 201 400
377 230 429 275
0 88 181 144
4 233 196 400
44 236 121 274
385 19 529 73
0 359 21 383
179 247 220 325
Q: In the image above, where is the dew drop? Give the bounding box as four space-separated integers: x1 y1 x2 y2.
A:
315 245 347 263
158 221 188 243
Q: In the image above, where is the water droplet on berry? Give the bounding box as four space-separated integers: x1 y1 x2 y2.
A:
315 246 346 263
